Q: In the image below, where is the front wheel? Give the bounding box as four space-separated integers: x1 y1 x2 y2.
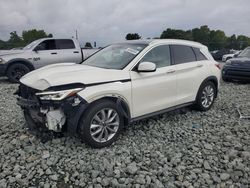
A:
6 63 30 83
78 100 124 148
194 81 216 111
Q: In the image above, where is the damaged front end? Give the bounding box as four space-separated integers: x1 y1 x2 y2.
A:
15 84 88 134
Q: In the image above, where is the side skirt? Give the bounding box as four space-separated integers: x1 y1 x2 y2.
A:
130 102 195 123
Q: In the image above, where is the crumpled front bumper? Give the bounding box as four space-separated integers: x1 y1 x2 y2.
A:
16 84 89 134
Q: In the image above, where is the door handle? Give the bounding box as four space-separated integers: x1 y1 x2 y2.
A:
73 51 79 53
197 64 203 68
166 69 175 74
51 52 57 55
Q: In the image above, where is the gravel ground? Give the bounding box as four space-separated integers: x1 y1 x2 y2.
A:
0 77 249 188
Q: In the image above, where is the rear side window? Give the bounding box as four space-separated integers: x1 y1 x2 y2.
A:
140 45 171 68
171 45 196 64
56 39 75 49
193 47 208 61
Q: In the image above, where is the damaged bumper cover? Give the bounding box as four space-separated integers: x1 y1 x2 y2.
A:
16 85 89 134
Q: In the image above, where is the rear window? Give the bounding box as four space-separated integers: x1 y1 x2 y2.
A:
171 45 196 64
193 47 208 61
56 39 75 49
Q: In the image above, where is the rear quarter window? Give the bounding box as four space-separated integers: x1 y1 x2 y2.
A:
193 47 208 61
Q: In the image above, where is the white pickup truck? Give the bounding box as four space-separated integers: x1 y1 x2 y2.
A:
0 38 99 82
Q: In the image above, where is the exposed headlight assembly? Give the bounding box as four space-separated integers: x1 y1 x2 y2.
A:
36 88 83 101
0 58 5 64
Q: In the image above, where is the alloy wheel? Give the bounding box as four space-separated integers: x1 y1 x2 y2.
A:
90 108 120 143
201 85 215 108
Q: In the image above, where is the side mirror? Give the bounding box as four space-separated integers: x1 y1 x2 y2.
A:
137 62 156 72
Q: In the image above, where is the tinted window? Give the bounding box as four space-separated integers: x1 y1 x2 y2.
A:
172 45 196 64
193 47 207 61
37 40 56 50
56 39 75 49
140 45 171 68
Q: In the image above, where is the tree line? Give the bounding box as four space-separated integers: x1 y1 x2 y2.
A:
1 26 249 50
0 29 97 49
126 25 250 50
0 29 53 50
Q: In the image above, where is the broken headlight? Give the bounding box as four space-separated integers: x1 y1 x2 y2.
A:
36 88 83 101
0 58 6 64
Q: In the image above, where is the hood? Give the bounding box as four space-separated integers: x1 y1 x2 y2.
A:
20 63 130 90
226 57 250 67
0 50 24 56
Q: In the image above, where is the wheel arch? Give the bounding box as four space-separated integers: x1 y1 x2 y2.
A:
196 76 219 100
79 95 131 130
5 58 35 74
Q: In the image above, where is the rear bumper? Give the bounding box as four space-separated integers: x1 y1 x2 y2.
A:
222 66 250 81
0 64 7 76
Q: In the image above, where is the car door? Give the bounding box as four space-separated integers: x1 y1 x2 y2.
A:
130 45 177 118
32 39 61 68
55 39 82 63
170 45 204 105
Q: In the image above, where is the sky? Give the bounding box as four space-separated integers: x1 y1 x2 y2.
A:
0 0 250 47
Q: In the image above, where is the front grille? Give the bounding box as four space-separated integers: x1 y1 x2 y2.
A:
227 69 250 77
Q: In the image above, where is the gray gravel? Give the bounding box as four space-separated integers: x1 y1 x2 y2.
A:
0 77 249 187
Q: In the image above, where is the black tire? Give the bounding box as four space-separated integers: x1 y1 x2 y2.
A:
6 63 30 83
194 81 217 111
78 100 124 148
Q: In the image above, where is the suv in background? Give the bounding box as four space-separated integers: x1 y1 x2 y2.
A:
16 39 221 148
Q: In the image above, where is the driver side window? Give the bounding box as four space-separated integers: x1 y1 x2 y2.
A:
36 40 56 51
140 45 171 68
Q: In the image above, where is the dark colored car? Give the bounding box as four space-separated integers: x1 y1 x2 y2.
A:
211 49 231 61
222 47 250 82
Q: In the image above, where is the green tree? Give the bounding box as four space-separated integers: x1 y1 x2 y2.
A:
125 33 141 40
237 35 250 49
22 29 53 45
160 28 192 40
209 30 227 50
226 34 238 49
192 25 210 46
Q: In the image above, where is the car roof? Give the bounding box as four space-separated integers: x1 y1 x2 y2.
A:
116 39 207 49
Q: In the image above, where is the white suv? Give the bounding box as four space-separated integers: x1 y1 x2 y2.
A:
16 39 221 148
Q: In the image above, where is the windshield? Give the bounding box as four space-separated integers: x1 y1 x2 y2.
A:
238 48 250 58
83 43 147 69
23 39 42 50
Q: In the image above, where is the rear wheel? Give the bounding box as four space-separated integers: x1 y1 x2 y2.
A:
194 81 216 111
6 63 30 83
78 100 124 148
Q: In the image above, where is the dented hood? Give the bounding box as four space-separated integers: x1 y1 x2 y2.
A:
20 63 130 90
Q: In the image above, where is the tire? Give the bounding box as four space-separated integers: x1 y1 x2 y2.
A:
194 81 216 111
6 63 30 83
78 100 124 148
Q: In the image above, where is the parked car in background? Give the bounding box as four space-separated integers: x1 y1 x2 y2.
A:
222 47 250 82
222 50 241 62
0 38 99 82
211 49 230 61
16 39 221 148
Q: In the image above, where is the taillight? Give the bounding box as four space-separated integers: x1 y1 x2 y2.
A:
215 63 221 70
